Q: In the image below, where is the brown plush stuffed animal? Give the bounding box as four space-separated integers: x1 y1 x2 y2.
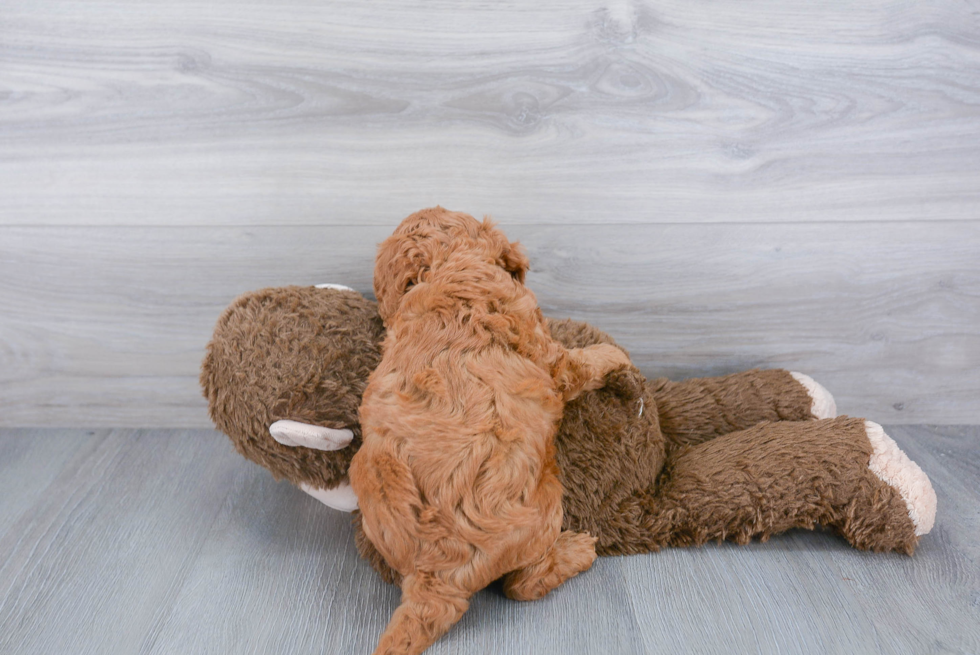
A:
201 283 937 592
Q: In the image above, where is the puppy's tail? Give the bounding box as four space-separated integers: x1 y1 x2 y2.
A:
372 572 470 655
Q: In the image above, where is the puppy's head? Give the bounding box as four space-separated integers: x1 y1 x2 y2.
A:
374 207 529 322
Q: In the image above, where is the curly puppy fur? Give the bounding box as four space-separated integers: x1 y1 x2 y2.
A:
355 323 920 586
349 208 630 655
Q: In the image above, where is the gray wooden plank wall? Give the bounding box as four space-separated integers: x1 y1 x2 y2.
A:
1 0 979 426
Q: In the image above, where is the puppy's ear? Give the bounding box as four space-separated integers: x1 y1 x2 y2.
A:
480 218 529 284
374 234 427 323
498 240 529 284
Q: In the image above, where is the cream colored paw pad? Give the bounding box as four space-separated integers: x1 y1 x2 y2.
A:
299 482 359 512
790 372 838 420
864 421 937 536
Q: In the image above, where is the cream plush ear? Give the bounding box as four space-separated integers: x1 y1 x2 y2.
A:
269 420 354 450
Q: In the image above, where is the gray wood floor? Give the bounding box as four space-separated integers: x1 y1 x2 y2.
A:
2 0 979 427
1 426 977 654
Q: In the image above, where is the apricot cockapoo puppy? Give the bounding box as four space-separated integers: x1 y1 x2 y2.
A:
349 208 631 655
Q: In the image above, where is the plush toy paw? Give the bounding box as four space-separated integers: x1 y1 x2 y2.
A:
269 420 354 451
299 481 359 512
865 421 937 536
790 371 837 419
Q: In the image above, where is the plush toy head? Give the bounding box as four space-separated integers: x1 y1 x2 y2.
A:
200 284 662 544
200 285 385 490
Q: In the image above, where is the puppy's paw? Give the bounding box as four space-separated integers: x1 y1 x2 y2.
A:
602 366 645 402
588 343 632 372
555 530 599 573
503 531 597 602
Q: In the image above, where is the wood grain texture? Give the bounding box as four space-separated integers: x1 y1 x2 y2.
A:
2 0 979 425
1 222 977 426
2 0 980 226
0 427 977 654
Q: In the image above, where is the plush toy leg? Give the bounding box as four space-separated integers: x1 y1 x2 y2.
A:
789 372 837 420
862 421 936 537
657 416 934 554
502 530 598 601
651 369 834 450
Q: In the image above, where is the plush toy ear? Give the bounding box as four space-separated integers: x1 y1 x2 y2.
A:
480 218 529 284
373 233 428 323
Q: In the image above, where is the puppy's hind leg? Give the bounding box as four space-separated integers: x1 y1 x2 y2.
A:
372 572 470 655
502 530 598 602
557 344 632 402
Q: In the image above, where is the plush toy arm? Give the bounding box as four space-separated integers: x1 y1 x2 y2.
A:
651 368 835 450
269 420 354 450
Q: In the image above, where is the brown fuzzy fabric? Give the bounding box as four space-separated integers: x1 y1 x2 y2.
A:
200 286 384 489
544 319 666 554
602 416 918 555
539 321 917 556
202 286 922 588
652 369 816 452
